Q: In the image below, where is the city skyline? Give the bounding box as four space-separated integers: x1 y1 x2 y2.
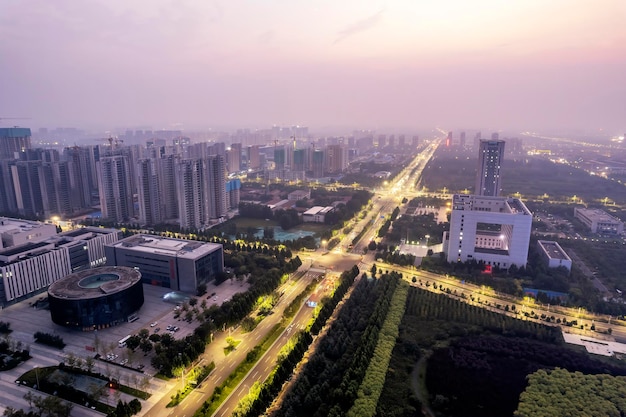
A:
1 1 625 133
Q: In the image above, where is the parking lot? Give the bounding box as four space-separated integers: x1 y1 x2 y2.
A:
0 278 250 415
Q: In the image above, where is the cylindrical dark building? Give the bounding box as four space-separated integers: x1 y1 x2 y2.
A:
48 266 144 331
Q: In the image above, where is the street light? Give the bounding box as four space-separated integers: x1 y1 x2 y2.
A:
321 240 327 252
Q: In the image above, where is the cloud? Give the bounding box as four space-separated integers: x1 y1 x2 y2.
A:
334 8 384 44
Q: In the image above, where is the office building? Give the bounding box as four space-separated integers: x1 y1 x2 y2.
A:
444 194 532 268
0 226 121 306
105 234 224 294
475 139 505 197
537 240 572 272
574 208 624 235
0 217 57 250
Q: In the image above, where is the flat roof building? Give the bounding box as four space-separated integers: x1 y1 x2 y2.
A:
574 208 624 235
444 194 532 268
105 235 224 294
537 240 572 272
0 226 121 306
303 206 334 223
0 217 58 250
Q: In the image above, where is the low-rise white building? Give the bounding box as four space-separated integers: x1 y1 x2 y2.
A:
444 194 532 268
288 190 310 201
537 240 572 272
303 206 334 223
574 208 624 235
0 217 58 250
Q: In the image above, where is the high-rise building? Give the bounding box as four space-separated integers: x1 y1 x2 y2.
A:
460 131 466 147
475 139 505 197
312 149 325 178
246 145 261 170
42 161 77 216
137 158 162 226
274 146 286 172
176 158 207 230
63 146 99 208
412 135 420 147
12 160 48 218
0 160 17 214
293 148 308 172
97 155 134 222
227 143 242 173
226 179 241 210
0 128 31 159
326 144 347 174
207 155 227 220
446 131 452 147
158 154 179 221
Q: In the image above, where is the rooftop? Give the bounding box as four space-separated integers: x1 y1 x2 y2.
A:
48 266 141 300
538 240 571 261
452 194 532 216
111 235 222 259
575 208 622 223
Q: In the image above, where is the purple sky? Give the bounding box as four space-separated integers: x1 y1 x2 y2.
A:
1 1 625 134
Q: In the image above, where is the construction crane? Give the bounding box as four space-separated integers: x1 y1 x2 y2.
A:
0 117 31 127
95 136 124 148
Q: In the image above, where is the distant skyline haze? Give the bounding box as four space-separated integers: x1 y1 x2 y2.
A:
1 0 625 133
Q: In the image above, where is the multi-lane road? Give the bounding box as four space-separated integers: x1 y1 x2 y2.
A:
146 134 626 417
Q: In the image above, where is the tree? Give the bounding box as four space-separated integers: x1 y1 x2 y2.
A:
140 339 153 355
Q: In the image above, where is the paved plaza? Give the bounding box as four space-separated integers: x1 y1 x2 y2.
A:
0 279 249 415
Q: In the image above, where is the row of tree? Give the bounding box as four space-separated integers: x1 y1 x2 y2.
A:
347 280 409 417
148 251 302 377
276 271 401 417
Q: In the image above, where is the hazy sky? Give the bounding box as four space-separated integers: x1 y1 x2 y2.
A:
1 1 625 133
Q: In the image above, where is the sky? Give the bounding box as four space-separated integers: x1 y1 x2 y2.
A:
1 0 625 134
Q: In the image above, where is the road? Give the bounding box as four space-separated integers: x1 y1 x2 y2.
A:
141 137 446 416
141 269 323 417
211 275 337 417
